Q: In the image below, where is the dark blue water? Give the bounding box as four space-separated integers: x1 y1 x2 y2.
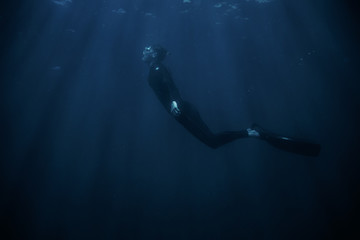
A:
1 0 359 239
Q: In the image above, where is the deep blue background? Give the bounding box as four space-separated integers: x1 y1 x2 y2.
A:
1 0 359 239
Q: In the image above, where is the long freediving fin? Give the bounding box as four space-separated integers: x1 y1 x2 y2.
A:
252 124 321 157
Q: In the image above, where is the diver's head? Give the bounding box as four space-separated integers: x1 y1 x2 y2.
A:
142 45 168 64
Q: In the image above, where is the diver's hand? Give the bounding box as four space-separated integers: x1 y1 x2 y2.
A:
171 101 181 117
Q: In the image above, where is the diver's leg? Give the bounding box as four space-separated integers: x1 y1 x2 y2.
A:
212 131 249 148
173 101 321 154
175 101 217 148
175 102 249 149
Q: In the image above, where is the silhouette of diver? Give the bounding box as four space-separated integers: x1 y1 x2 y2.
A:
142 45 321 156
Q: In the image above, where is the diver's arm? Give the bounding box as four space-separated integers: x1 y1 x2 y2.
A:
163 69 182 116
168 80 181 116
148 63 182 116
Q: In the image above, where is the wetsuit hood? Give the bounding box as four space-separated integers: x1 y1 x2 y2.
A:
142 45 168 64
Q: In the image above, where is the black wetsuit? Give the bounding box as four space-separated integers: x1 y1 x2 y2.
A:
147 62 321 156
148 62 249 149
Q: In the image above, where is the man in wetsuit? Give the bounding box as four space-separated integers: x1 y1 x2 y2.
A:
142 45 321 156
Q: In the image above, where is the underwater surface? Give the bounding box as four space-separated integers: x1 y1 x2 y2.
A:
0 0 359 239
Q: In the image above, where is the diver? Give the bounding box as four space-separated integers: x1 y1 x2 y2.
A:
142 45 321 156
